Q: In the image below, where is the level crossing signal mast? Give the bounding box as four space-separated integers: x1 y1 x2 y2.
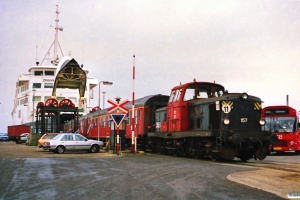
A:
107 97 129 154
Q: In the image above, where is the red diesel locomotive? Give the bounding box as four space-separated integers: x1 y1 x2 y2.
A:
147 79 278 161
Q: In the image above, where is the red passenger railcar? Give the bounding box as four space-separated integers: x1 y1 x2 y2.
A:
67 95 169 148
261 106 300 154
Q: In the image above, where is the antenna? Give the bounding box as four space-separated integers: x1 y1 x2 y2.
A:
54 5 59 60
36 45 38 65
36 19 39 65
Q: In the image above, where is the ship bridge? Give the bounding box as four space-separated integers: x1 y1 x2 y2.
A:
52 57 86 103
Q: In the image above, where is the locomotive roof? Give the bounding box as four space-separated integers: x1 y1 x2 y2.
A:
172 81 225 90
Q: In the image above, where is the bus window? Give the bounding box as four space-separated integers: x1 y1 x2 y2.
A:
264 117 295 132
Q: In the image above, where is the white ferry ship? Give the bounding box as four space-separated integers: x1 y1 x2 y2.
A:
11 6 98 127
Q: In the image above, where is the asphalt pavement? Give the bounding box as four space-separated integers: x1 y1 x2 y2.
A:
0 142 299 199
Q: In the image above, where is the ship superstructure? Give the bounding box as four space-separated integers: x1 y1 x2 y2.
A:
11 5 98 126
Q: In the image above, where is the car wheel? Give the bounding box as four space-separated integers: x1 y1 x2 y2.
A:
56 146 65 154
90 144 100 153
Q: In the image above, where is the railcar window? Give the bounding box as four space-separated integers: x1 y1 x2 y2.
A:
135 110 138 124
138 110 141 120
127 112 130 124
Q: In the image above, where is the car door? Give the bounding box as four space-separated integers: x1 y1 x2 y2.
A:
74 134 90 150
60 134 75 150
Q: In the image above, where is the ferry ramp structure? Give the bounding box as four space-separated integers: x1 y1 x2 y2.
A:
52 57 87 104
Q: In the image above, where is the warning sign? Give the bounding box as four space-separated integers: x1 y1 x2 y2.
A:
110 113 126 127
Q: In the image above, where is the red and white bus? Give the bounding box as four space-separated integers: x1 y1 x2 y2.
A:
262 106 300 154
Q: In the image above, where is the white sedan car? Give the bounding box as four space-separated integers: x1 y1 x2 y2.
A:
43 133 103 154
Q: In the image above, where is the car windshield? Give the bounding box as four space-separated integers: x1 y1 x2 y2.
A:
263 117 295 132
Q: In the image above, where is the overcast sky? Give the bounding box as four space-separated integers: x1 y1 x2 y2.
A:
1 0 300 132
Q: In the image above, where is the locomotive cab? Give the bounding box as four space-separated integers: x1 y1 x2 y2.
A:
167 81 225 132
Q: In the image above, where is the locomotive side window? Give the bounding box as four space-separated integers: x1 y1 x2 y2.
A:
184 87 208 101
184 88 195 101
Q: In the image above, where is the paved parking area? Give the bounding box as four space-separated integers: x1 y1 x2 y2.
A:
1 142 299 199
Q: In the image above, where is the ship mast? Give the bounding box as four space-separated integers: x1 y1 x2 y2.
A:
40 5 63 66
54 5 59 61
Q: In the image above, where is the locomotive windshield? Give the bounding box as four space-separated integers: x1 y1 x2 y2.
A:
264 117 295 132
183 84 224 101
169 89 182 102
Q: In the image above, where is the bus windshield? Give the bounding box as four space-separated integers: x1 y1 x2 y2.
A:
264 117 295 133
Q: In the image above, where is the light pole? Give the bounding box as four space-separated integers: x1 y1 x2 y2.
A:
32 89 36 122
98 81 113 141
98 81 113 108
